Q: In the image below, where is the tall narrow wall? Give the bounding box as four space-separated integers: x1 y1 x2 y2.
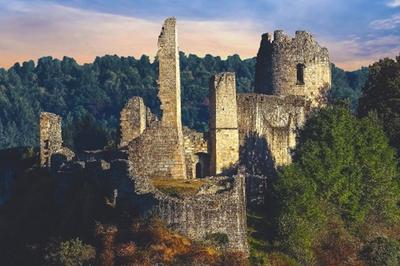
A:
209 72 239 175
40 112 63 167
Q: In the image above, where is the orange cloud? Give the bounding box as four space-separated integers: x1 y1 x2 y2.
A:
0 2 263 68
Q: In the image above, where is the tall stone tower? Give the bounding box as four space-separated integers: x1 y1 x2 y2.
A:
40 112 62 167
209 72 239 175
128 17 187 179
157 17 182 130
255 30 331 107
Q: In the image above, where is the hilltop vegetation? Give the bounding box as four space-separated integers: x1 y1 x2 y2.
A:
0 54 366 150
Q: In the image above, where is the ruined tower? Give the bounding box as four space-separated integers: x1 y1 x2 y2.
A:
128 17 187 179
255 30 331 107
209 72 239 175
40 112 62 167
157 17 182 130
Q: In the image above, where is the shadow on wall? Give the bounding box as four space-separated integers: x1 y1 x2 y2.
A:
240 132 276 178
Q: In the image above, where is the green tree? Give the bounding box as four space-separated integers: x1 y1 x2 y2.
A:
358 56 400 154
272 105 400 263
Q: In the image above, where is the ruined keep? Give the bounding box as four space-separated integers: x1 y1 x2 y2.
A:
209 72 239 175
255 30 331 108
242 30 331 166
38 18 333 256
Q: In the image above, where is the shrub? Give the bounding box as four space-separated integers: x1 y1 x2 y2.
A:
43 238 95 266
204 232 229 247
362 237 400 266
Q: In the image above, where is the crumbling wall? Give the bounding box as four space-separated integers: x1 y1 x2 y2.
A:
40 112 63 167
183 127 208 178
40 112 74 168
255 30 331 107
120 97 157 147
209 72 239 175
113 159 248 254
237 94 311 166
128 17 186 179
129 122 187 179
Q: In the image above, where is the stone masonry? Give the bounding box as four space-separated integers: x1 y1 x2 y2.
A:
128 17 187 179
40 112 74 168
157 17 182 130
255 30 331 107
40 112 63 167
120 97 146 146
237 94 310 166
209 72 240 175
119 96 157 147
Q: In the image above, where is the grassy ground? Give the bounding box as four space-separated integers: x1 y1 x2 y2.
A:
247 209 300 266
151 178 210 198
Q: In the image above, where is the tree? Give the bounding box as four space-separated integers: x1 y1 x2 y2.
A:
43 238 95 266
272 105 400 263
358 56 400 153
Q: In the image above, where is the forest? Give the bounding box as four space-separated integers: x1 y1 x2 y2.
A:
0 53 367 150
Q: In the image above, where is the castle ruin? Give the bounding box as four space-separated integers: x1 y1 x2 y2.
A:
40 17 331 255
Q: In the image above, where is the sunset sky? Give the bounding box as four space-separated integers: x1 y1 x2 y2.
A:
0 0 399 70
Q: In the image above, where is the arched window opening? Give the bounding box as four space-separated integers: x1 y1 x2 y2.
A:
296 64 305 85
195 162 203 178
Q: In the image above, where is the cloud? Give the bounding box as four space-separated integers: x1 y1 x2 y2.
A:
0 1 264 68
387 0 400 8
320 34 400 70
0 0 398 71
370 14 400 30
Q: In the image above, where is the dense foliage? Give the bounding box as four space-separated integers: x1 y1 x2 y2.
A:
358 56 400 154
0 55 365 150
330 64 369 109
271 105 400 263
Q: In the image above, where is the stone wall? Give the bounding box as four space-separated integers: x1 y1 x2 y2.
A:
129 122 187 179
183 127 208 179
40 112 75 168
40 112 63 167
237 94 311 166
209 72 240 175
114 159 248 254
255 30 331 107
120 96 158 147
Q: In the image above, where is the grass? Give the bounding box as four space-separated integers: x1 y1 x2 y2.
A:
247 209 300 266
151 178 210 198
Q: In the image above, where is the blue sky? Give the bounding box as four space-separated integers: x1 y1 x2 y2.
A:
0 0 399 69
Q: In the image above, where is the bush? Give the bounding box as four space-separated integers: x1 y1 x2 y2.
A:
43 238 95 266
362 237 400 266
204 232 229 247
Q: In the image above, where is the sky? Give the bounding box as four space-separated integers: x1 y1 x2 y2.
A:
0 0 399 70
